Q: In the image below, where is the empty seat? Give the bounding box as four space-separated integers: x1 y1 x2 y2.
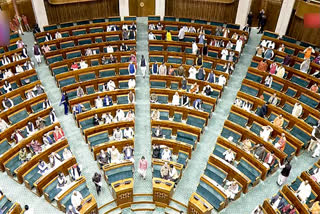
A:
177 151 188 167
150 81 166 88
186 116 205 129
52 65 68 76
196 180 226 211
245 72 262 83
176 131 197 147
9 109 29 124
227 112 248 127
221 128 241 143
236 158 261 185
59 77 76 87
79 118 95 131
105 165 133 184
299 94 318 108
79 72 96 82
240 85 258 97
290 126 311 147
0 139 11 156
88 132 109 147
204 164 227 186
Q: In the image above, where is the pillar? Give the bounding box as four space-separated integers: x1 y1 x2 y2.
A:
31 0 48 31
275 0 295 36
155 0 165 17
119 0 129 17
235 0 253 29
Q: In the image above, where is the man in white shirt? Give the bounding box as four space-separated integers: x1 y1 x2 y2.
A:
296 180 311 204
172 92 180 106
218 75 226 86
95 96 103 108
106 45 114 53
0 118 9 132
2 96 14 109
292 103 303 118
124 127 134 139
188 65 197 79
148 32 156 40
106 80 116 91
71 191 83 211
113 128 123 141
128 79 136 89
223 149 235 163
109 146 121 163
161 147 171 161
192 41 198 55
115 109 125 122
178 27 185 41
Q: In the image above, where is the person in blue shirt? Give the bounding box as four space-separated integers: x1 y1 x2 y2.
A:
193 99 203 110
128 61 136 75
59 91 69 115
103 95 113 106
152 61 158 75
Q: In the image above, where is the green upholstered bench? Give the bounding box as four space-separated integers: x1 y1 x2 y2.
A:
165 26 178 31
76 20 90 25
66 90 77 100
43 177 61 201
117 95 129 104
289 178 316 204
5 155 21 176
52 65 69 76
78 38 92 45
250 122 262 136
203 61 213 69
72 29 86 36
299 94 318 108
202 103 213 114
186 116 205 129
119 81 129 89
159 111 169 120
285 88 297 97
150 56 164 63
60 22 73 28
245 72 262 83
60 41 75 49
0 139 11 156
236 158 261 185
150 81 166 89
105 165 133 184
263 31 278 38
43 25 58 31
227 112 248 127
204 164 227 185
177 151 188 167
281 36 297 44
196 180 226 211
12 95 23 105
80 118 95 131
9 109 29 124
119 68 129 75
176 131 197 147
221 128 241 143
59 77 76 87
88 132 109 147
106 35 120 42
179 18 192 22
167 46 182 52
149 45 163 51
212 144 227 159
195 19 207 24
250 61 258 68
290 126 311 147
79 73 96 82
290 76 309 88
173 113 182 122
47 55 63 64
99 69 116 77
60 183 90 210
157 95 168 104
66 51 81 59
21 74 39 85
31 102 44 113
240 85 258 97
208 51 218 58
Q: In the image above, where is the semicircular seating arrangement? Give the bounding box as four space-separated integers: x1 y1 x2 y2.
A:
147 16 249 211
258 159 320 214
2 12 320 214
188 29 320 213
0 35 98 213
36 17 139 210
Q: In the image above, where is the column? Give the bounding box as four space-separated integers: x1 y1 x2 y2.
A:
235 0 253 29
275 0 295 36
119 0 129 17
30 0 48 31
155 0 165 17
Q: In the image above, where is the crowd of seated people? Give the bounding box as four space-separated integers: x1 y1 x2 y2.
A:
97 145 134 168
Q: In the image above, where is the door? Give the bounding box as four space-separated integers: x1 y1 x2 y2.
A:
129 0 155 17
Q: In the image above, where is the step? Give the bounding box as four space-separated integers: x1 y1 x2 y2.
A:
97 201 119 214
131 202 156 212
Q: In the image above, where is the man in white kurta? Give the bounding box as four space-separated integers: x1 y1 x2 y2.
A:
71 191 83 210
296 180 311 204
292 103 303 118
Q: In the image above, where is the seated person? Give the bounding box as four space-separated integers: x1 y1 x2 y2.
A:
2 96 14 109
193 99 203 110
0 118 9 132
56 172 67 190
152 145 161 159
71 191 83 211
257 60 268 72
103 95 113 106
270 195 286 210
124 127 134 139
126 110 135 121
310 167 320 183
264 48 274 60
26 121 36 136
49 152 62 167
273 114 284 128
218 75 226 86
128 79 136 89
264 74 273 87
43 133 54 146
53 126 65 141
102 113 113 124
70 164 82 181
128 91 135 104
196 67 205 80
12 129 25 143
95 96 103 108
275 133 286 152
181 95 190 106
77 86 84 97
63 148 72 160
150 93 158 103
295 180 311 204
28 139 42 154
161 147 172 161
263 151 276 169
113 127 123 141
38 160 49 175
97 150 110 167
257 103 268 118
73 103 86 115
202 85 213 96
172 92 180 106
115 109 125 122
223 149 235 163
109 146 121 163
123 145 134 160
79 59 88 69
71 62 79 70
152 125 163 138
256 45 265 57
26 90 36 100
190 83 199 94
241 139 252 153
223 63 234 74
292 103 303 118
169 164 179 182
252 144 267 161
35 116 45 130
281 204 296 214
260 125 273 142
160 162 170 180
93 114 100 126
225 180 239 200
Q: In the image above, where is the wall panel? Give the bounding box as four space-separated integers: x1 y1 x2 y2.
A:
44 0 119 24
250 0 282 31
0 0 36 28
165 0 239 24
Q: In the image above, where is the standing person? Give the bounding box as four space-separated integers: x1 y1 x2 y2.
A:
21 15 31 32
277 160 291 186
257 9 265 30
92 172 102 195
308 125 320 153
247 11 253 28
140 55 147 78
258 14 267 34
33 42 41 64
138 156 148 180
60 91 69 115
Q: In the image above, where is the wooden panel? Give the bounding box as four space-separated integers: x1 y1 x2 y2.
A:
165 0 239 23
0 0 36 28
44 0 119 24
250 0 283 31
129 0 155 16
286 1 320 46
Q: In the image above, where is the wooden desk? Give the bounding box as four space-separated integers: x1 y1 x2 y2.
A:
188 192 213 214
152 178 174 206
111 178 133 207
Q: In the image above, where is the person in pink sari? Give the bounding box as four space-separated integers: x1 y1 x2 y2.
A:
269 62 278 75
53 126 65 141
